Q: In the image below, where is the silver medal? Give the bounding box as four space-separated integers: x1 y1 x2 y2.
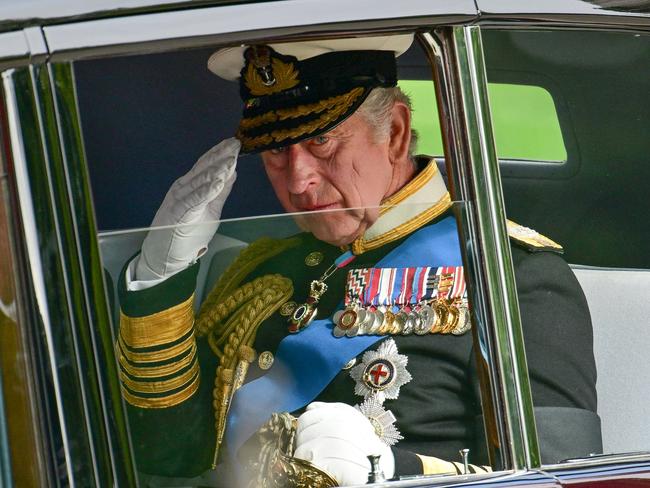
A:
402 313 417 335
333 307 358 337
414 304 435 335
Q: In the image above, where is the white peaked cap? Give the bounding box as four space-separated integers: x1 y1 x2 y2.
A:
207 33 415 80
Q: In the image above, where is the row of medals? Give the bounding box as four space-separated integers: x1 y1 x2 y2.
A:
332 298 471 338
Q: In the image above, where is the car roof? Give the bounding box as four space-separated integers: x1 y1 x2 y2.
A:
0 0 241 33
3 0 650 35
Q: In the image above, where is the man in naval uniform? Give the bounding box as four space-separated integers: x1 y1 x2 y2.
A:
116 35 601 486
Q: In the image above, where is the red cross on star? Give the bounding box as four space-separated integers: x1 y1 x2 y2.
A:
369 363 389 385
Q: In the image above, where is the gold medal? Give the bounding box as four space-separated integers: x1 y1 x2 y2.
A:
393 310 408 334
304 251 324 267
379 310 395 335
452 303 472 335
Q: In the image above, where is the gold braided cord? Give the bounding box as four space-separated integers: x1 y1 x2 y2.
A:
117 342 197 379
197 237 300 336
119 356 199 394
119 295 194 348
117 332 194 364
208 274 293 462
200 274 291 349
120 372 200 409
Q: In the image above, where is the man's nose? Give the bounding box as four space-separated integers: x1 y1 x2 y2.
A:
286 145 318 195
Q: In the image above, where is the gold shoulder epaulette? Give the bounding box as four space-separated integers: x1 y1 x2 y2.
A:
506 220 563 254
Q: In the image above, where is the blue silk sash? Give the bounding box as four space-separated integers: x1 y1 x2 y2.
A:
225 216 462 458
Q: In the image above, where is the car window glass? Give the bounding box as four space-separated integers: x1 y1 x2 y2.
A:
75 34 511 485
484 28 650 464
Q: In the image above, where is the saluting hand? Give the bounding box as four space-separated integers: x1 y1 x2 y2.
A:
294 402 395 485
135 137 240 282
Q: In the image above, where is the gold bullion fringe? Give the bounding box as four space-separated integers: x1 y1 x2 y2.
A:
197 237 300 336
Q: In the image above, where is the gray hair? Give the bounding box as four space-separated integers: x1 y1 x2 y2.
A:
356 86 419 161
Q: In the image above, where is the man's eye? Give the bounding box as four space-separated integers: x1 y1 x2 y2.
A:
313 135 329 145
270 146 288 154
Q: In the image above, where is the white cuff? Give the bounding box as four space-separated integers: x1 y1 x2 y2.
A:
125 256 168 291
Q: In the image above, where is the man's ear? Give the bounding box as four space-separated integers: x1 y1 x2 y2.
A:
388 101 412 165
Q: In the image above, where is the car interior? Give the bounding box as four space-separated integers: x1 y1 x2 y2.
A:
74 28 650 467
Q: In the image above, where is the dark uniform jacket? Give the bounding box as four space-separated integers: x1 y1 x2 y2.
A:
117 161 601 483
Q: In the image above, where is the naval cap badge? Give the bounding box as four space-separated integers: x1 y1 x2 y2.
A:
350 338 412 403
243 45 300 96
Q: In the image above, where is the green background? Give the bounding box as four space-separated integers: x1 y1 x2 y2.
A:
398 80 567 162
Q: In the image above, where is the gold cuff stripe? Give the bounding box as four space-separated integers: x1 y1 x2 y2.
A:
117 328 195 364
119 356 199 394
416 454 456 475
352 193 452 254
120 371 200 409
379 160 439 215
119 294 194 348
118 342 197 379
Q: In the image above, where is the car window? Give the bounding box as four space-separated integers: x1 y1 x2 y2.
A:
401 79 566 162
75 33 516 485
484 28 650 465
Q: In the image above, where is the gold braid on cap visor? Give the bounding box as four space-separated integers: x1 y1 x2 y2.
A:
236 86 365 152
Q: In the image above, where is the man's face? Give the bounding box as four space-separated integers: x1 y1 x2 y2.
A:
261 113 394 246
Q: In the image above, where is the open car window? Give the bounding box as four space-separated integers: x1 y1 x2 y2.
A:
78 34 512 485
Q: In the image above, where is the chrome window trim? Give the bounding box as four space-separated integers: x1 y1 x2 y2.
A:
476 0 650 25
420 27 539 471
47 61 137 486
2 69 76 485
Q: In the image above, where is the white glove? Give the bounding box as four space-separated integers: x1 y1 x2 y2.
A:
135 138 240 282
294 402 395 486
